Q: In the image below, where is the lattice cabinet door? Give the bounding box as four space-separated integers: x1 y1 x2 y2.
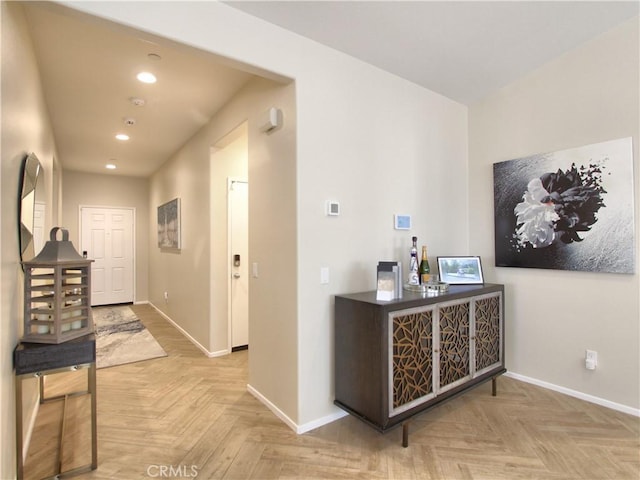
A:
472 292 503 376
436 299 471 395
389 306 436 417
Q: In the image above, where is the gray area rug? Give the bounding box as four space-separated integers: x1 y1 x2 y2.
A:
93 305 167 369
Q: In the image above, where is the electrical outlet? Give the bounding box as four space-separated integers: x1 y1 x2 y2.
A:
585 350 597 370
164 291 169 302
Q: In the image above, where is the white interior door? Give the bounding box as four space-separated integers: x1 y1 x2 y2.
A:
80 207 134 306
229 180 249 349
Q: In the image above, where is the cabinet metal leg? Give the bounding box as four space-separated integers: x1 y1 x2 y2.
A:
39 374 45 404
57 395 69 476
402 422 409 448
15 363 98 479
492 376 497 396
89 362 98 470
15 375 24 480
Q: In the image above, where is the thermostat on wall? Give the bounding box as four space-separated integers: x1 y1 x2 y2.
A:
326 201 340 216
394 214 411 230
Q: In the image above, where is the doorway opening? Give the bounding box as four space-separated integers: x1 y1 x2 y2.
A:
210 122 248 354
229 178 248 351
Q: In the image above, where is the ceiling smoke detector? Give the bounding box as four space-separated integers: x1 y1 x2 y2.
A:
123 118 136 126
129 97 145 107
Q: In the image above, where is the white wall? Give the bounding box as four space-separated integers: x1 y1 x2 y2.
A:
469 17 639 412
146 76 293 357
296 70 468 427
148 75 298 420
148 120 213 351
65 1 469 431
60 170 150 302
0 2 61 476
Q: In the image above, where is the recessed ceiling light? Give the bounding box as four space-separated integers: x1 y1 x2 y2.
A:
115 133 129 141
106 164 117 170
136 71 156 84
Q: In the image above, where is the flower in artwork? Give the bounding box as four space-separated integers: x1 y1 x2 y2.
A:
514 178 559 248
514 162 607 249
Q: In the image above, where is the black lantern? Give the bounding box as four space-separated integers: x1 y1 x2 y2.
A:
22 227 93 344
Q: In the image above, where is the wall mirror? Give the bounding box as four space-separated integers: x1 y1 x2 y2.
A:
18 152 42 265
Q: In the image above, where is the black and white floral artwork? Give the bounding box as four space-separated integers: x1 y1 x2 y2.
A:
493 137 634 273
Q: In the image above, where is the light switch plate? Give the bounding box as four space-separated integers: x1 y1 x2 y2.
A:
320 267 330 284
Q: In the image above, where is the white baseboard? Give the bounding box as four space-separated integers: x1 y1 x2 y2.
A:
249 372 639 437
247 384 298 432
297 409 349 434
246 383 348 434
147 302 228 358
141 301 638 424
505 372 640 417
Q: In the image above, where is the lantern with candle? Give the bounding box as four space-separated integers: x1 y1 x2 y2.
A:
22 228 93 343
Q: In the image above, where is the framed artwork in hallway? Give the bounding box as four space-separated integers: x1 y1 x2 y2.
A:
157 197 181 250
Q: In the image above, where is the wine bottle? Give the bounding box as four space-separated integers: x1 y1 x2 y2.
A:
419 246 430 284
408 236 419 285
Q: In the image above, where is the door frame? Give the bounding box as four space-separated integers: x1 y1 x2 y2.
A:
33 200 46 256
227 177 248 352
78 205 137 304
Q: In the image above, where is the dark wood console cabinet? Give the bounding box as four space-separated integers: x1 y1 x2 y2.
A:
334 284 505 444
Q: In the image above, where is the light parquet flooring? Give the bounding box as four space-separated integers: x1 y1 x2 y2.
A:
23 304 639 480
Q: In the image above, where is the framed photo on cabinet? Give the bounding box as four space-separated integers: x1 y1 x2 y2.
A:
437 256 484 284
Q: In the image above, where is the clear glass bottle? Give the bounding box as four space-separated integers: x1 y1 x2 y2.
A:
408 236 419 285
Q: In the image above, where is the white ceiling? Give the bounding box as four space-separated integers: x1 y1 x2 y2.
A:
24 3 256 177
226 1 639 104
22 2 639 177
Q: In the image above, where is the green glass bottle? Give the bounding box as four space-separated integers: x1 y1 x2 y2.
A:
419 245 430 284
